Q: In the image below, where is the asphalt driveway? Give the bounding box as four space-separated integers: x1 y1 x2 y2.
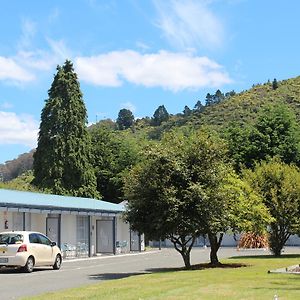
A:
1 247 299 300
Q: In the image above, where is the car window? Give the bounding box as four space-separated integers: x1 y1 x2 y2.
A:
0 234 23 244
37 234 52 246
29 233 40 244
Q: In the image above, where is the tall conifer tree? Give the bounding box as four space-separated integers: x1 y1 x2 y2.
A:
33 60 98 198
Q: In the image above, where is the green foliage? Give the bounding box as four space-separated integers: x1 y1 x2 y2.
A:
124 129 270 266
186 76 300 129
183 105 192 116
33 60 98 198
225 103 300 170
244 159 300 256
272 78 278 90
193 100 204 112
0 171 39 192
152 105 169 126
90 125 142 203
116 109 134 130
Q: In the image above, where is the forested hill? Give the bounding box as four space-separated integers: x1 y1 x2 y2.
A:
2 76 300 183
195 76 300 128
123 76 300 140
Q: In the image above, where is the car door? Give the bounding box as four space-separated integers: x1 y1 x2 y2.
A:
36 234 53 265
28 233 43 266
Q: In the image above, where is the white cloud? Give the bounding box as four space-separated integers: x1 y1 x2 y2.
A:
16 38 71 72
46 38 72 62
75 50 231 91
18 19 37 49
0 14 72 85
153 0 224 50
0 56 35 83
0 111 38 147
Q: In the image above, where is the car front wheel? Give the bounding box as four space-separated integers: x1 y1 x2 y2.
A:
23 256 34 273
53 254 62 270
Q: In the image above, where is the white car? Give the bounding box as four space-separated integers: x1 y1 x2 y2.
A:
0 231 62 273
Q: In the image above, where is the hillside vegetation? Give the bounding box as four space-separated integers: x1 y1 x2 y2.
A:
2 76 300 188
196 76 300 128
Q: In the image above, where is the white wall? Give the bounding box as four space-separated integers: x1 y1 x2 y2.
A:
0 210 9 231
30 213 46 234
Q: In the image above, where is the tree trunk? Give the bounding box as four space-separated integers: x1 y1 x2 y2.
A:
269 226 290 257
182 250 191 269
208 233 223 266
171 235 196 270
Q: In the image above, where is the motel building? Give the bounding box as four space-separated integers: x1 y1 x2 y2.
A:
0 189 144 258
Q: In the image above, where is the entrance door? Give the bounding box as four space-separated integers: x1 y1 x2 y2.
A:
46 217 60 245
96 220 114 253
130 230 140 251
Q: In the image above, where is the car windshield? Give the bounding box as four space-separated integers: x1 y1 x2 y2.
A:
0 234 24 245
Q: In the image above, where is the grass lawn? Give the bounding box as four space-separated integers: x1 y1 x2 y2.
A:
24 254 300 300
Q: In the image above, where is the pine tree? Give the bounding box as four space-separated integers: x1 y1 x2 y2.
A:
33 60 98 198
116 109 134 130
214 89 225 104
183 105 192 116
272 78 278 90
152 105 169 126
193 100 204 112
205 93 213 106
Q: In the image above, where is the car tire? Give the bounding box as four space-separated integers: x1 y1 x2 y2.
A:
23 256 34 273
53 254 62 270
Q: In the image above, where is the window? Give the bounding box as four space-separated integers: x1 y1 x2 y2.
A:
0 234 23 244
76 216 89 256
37 234 51 246
29 233 40 244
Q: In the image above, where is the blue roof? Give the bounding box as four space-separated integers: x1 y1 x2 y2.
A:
0 189 124 213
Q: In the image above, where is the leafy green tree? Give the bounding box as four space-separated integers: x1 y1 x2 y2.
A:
272 78 278 90
205 93 213 106
181 131 270 264
33 60 98 198
125 130 270 267
91 126 141 203
151 105 169 126
244 159 300 256
116 109 134 130
226 104 300 171
183 105 192 117
225 90 236 98
193 100 204 112
213 89 225 104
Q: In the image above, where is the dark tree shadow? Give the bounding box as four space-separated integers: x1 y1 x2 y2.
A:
229 254 300 260
145 263 247 273
89 272 149 281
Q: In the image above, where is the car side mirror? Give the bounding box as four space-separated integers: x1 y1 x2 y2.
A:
51 241 57 247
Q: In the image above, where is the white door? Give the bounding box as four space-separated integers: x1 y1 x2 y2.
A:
46 218 59 244
130 231 140 251
96 220 114 253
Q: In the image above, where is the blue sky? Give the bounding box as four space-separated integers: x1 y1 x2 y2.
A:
0 0 300 163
